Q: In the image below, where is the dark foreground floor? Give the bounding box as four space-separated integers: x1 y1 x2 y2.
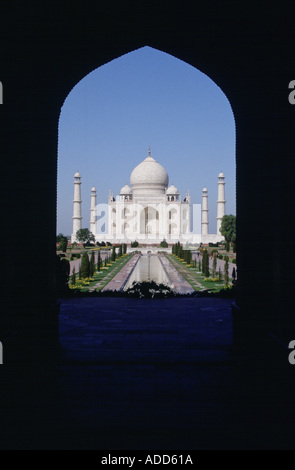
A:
1 296 295 450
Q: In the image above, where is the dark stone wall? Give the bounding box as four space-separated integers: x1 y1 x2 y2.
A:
0 1 294 350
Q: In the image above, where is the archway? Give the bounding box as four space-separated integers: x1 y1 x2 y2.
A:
57 46 236 245
2 3 293 450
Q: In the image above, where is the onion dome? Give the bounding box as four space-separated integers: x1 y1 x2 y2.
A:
166 184 179 195
130 149 168 195
120 184 132 194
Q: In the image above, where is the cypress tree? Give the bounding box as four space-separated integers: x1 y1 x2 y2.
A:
81 252 90 278
111 246 116 262
179 245 183 260
202 250 209 277
205 251 210 277
218 266 222 283
97 250 101 271
186 250 191 265
213 253 217 278
118 244 122 257
224 257 229 286
90 251 95 277
71 266 76 285
202 250 206 274
78 263 81 280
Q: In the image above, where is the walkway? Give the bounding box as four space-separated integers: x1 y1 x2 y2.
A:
166 255 206 291
101 254 141 292
158 254 195 294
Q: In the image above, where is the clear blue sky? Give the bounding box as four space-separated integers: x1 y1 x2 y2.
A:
57 46 236 237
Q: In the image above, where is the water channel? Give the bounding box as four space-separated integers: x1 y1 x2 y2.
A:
123 254 171 290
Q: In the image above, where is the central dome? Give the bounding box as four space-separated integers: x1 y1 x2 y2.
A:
130 150 169 195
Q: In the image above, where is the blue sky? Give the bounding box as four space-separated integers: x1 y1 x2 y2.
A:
57 46 236 237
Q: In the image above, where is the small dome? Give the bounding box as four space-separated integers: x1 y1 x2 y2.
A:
202 187 208 192
91 186 96 192
166 184 179 195
74 171 81 177
130 150 168 194
120 184 132 194
218 171 224 178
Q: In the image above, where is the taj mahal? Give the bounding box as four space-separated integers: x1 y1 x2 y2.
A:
71 149 226 245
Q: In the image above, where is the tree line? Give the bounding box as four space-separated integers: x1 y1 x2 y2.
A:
71 243 127 285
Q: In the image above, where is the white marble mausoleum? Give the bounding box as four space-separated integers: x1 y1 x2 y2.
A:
71 149 226 245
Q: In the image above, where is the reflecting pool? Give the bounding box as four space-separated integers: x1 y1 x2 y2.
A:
123 254 171 290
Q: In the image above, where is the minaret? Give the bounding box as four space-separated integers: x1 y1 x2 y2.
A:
71 171 82 243
201 187 209 235
216 171 226 234
90 186 97 235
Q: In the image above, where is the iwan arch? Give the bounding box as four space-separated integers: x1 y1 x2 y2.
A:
2 3 293 361
67 47 232 247
2 3 294 451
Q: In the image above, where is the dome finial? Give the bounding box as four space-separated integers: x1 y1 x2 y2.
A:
148 146 151 156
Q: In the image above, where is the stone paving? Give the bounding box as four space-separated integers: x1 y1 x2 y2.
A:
54 296 239 450
158 254 195 294
94 254 195 295
101 254 141 292
165 255 206 291
1 296 294 449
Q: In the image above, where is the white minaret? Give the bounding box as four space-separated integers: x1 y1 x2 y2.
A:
90 186 97 235
201 187 209 235
71 171 82 243
216 171 226 234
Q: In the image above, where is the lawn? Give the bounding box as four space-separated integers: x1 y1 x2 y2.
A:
166 253 230 292
69 253 133 292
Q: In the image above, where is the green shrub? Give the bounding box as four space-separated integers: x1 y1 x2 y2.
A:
81 252 90 278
